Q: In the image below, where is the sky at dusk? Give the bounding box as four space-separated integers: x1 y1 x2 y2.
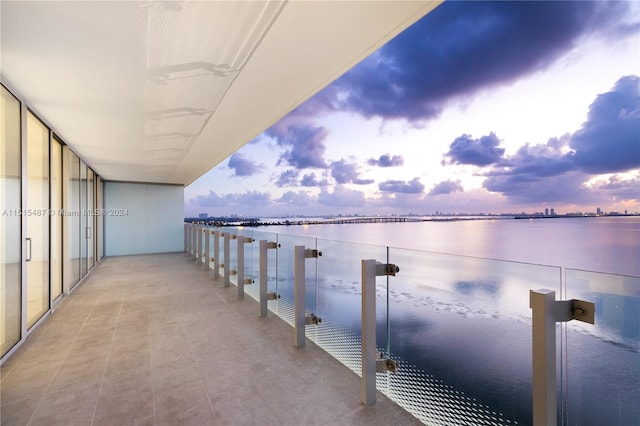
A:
185 0 640 218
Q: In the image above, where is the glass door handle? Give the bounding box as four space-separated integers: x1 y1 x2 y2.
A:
25 237 32 262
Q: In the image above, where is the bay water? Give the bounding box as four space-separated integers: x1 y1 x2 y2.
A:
247 216 639 424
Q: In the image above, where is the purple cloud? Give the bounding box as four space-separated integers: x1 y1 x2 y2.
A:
443 133 505 166
331 1 637 123
300 172 329 187
276 191 316 206
429 180 464 196
570 75 640 174
330 159 374 185
318 185 366 207
268 124 328 169
379 178 425 194
368 154 405 167
228 153 261 177
275 169 299 187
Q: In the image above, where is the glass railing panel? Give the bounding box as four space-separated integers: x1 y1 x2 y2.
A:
564 269 640 426
272 234 317 326
311 239 388 374
384 248 561 425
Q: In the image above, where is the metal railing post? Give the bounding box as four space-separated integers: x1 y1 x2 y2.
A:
294 246 322 348
530 289 595 426
259 240 268 316
530 289 557 426
294 246 306 347
213 231 220 280
361 259 377 406
237 236 253 299
361 259 399 406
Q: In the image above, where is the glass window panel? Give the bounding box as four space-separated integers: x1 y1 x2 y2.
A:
87 168 94 269
26 111 50 328
66 150 80 288
1 85 22 357
80 161 87 278
50 137 62 300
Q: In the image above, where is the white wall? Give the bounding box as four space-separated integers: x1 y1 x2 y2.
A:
104 182 183 256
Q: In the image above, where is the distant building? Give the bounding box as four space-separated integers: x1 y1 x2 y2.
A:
199 213 208 219
550 208 556 216
545 208 549 216
597 207 602 216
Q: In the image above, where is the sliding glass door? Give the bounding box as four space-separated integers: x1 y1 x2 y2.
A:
51 137 63 301
1 86 22 357
87 168 95 270
25 112 50 329
1 84 102 362
67 150 81 289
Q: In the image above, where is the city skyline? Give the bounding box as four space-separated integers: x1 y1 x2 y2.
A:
185 1 640 217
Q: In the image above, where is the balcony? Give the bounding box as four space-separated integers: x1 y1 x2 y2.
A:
2 225 638 426
0 252 417 426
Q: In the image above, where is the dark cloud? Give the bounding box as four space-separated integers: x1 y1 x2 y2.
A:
267 124 328 169
275 169 299 187
570 75 640 174
477 76 640 205
379 177 425 194
482 135 585 203
330 160 374 185
443 133 505 166
227 153 261 177
330 1 636 122
429 180 464 196
368 154 404 167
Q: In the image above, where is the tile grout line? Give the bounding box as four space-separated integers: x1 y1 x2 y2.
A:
89 287 124 426
180 254 221 423
24 282 100 426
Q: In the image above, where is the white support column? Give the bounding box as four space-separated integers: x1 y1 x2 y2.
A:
213 231 220 280
294 245 306 348
223 232 230 287
361 259 377 406
203 228 211 271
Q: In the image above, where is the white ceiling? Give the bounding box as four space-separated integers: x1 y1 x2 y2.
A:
1 0 441 186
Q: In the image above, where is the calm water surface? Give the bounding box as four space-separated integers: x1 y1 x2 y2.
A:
248 216 639 424
262 216 640 276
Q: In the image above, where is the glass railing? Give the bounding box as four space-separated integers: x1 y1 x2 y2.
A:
183 223 639 425
564 269 640 426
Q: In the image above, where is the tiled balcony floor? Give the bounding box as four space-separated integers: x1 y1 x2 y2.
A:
0 253 421 426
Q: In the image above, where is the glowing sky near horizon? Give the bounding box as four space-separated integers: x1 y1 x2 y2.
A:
185 0 640 217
